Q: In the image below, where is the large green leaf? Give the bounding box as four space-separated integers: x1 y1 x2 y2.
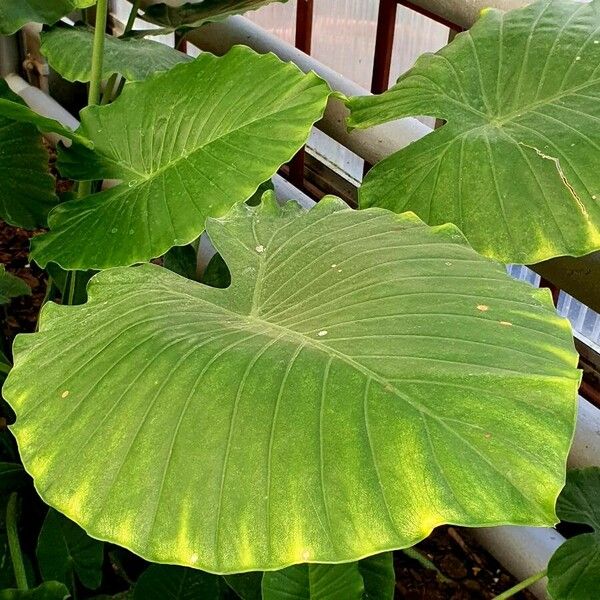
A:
547 467 600 599
40 25 190 84
262 563 364 600
30 46 330 270
0 0 95 35
4 197 580 573
138 0 288 31
133 565 222 599
37 509 104 590
347 0 600 265
0 80 57 228
0 266 30 305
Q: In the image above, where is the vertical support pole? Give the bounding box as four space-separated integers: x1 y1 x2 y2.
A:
289 0 314 189
371 0 398 94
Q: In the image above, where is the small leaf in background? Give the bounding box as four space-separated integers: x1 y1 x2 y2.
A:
138 0 288 31
547 467 600 599
200 252 231 288
262 563 364 600
133 565 222 599
5 197 580 573
0 266 30 306
347 0 600 264
0 463 27 495
0 581 70 600
0 0 95 35
37 509 104 591
163 245 199 281
0 80 56 229
223 572 262 600
359 553 395 600
31 46 331 270
40 25 191 84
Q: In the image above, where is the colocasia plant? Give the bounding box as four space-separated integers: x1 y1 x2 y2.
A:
0 0 598 598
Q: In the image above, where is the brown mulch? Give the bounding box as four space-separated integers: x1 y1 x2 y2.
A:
396 527 535 599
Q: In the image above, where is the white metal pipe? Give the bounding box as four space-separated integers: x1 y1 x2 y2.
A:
407 0 530 30
4 73 79 146
185 15 430 165
471 527 564 599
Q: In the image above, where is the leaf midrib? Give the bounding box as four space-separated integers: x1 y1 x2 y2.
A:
89 77 325 184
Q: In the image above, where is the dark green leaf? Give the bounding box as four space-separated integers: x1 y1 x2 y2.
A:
37 509 104 590
0 581 70 600
557 466 600 531
0 462 27 494
133 565 222 599
31 46 331 269
348 0 600 264
163 245 198 280
548 533 600 600
0 0 95 35
0 80 56 228
359 553 395 600
4 197 580 573
223 572 262 600
0 266 30 305
262 563 364 599
138 0 288 31
41 25 190 83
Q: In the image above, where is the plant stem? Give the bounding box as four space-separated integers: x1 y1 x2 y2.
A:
78 0 109 200
6 493 28 590
0 362 11 375
125 0 142 33
493 569 547 600
401 547 451 583
88 0 109 107
101 0 141 105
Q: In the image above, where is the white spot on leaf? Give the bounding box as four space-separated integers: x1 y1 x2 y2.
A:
255 245 265 253
61 390 69 398
317 330 328 337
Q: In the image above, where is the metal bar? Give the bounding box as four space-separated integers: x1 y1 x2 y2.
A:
371 0 398 94
289 0 314 189
399 0 464 31
295 0 314 55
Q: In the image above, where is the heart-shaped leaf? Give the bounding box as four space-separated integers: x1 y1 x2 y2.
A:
0 266 30 305
37 509 104 591
133 565 223 599
0 0 95 35
31 46 330 270
41 25 190 83
262 563 364 600
4 197 579 573
547 468 600 599
138 0 288 31
0 80 56 229
347 0 600 264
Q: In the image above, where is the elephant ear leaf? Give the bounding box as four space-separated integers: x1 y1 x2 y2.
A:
138 0 289 31
348 0 600 264
30 46 331 270
4 196 579 573
547 468 600 600
0 80 57 229
40 25 191 84
0 0 95 35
